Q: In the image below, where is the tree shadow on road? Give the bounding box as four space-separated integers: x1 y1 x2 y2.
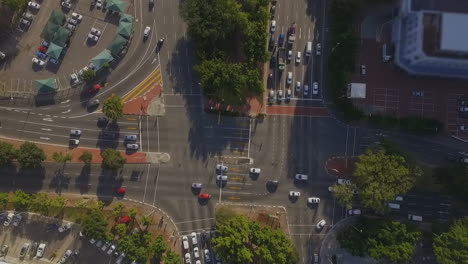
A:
75 165 91 194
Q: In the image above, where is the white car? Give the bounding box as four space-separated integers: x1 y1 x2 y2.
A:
185 253 191 264
289 191 300 197
193 247 200 258
191 232 197 245
295 81 301 92
28 1 40 9
360 65 366 75
90 28 102 36
70 129 81 136
4 213 13 226
66 23 76 32
36 243 46 258
316 219 326 230
312 82 319 95
89 238 96 244
79 66 89 76
71 73 80 85
348 209 361 215
32 57 45 66
58 250 72 264
88 33 99 41
191 183 202 189
182 236 189 250
295 174 308 181
277 90 283 101
204 249 211 262
250 168 261 174
286 88 291 99
101 242 110 251
287 50 292 61
216 164 228 172
143 26 151 38
96 0 102 7
270 20 276 33
337 179 351 185
296 51 301 64
20 18 31 26
61 1 71 8
307 197 320 204
216 175 228 181
12 214 22 227
107 245 116 255
287 72 292 84
71 12 83 21
58 223 71 232
303 85 309 97
126 144 139 150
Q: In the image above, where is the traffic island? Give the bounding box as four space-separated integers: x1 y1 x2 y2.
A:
325 156 357 178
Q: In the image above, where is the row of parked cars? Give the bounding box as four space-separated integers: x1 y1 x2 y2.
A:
18 242 47 259
89 238 126 264
182 232 220 264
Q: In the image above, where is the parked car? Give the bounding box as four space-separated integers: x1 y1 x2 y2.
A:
295 81 301 93
303 85 309 97
216 164 228 172
101 242 110 251
66 23 76 32
182 236 189 250
95 240 103 248
88 33 99 41
289 191 300 197
61 1 71 8
67 17 78 26
116 253 126 264
316 219 326 230
69 139 79 145
360 65 367 75
3 213 13 226
36 52 47 60
90 28 102 36
117 216 130 224
115 188 126 195
58 223 72 232
295 174 308 181
270 20 276 33
107 245 116 255
185 253 191 264
96 0 102 7
28 1 40 9
191 232 197 245
204 249 211 262
70 73 80 85
36 243 46 258
19 243 29 257
30 242 39 257
316 43 321 55
193 247 200 259
58 250 72 264
71 12 83 21
20 18 31 26
32 57 45 66
12 214 22 226
0 245 8 257
23 12 34 21
296 52 301 64
87 99 100 108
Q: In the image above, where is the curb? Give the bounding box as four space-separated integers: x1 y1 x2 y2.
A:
451 134 468 143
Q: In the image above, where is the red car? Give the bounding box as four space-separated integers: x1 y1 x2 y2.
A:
88 84 102 93
38 46 48 53
198 193 211 199
117 216 130 224
116 188 126 194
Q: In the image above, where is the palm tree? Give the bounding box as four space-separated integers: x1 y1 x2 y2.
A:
102 94 124 121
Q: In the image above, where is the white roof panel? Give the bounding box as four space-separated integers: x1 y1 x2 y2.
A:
441 13 468 52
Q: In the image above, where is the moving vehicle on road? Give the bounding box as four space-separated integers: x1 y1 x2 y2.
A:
249 168 261 174
295 174 308 181
143 26 151 39
126 144 139 150
287 71 292 84
216 175 228 181
87 99 100 108
191 183 202 189
307 197 320 204
295 81 301 93
115 188 126 195
312 82 319 95
337 178 351 185
70 129 81 136
124 135 138 141
316 43 321 55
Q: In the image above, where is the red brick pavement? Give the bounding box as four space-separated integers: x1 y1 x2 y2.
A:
266 105 330 117
207 97 263 117
325 157 357 178
123 84 163 115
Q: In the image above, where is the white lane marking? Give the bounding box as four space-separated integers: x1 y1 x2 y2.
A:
42 118 53 122
151 58 157 64
39 137 50 140
18 121 137 134
61 109 71 114
41 128 52 131
174 218 215 225
61 99 70 104
221 191 252 195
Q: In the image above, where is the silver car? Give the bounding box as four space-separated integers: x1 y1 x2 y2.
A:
215 164 228 172
126 144 139 150
124 135 138 141
70 129 81 136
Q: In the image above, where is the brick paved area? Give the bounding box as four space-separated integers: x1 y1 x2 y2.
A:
266 105 330 117
123 84 163 115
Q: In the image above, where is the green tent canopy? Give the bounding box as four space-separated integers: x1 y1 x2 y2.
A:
90 49 114 70
40 22 59 42
52 27 70 47
118 21 133 38
107 35 128 56
107 0 128 13
46 43 63 60
35 78 57 94
119 14 133 23
48 10 65 25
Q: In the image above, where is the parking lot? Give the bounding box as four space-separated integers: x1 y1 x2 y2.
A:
0 0 128 97
0 212 113 264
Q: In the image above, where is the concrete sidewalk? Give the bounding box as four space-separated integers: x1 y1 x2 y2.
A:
0 136 148 164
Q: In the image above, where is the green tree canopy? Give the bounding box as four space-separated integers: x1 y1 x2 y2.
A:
101 149 127 169
354 147 417 211
52 152 72 164
164 251 182 264
102 94 124 121
17 142 46 168
433 217 468 264
118 231 153 263
212 215 298 264
79 151 93 166
12 189 31 211
338 217 421 263
149 235 168 260
82 69 96 82
81 209 109 240
115 223 127 238
0 192 9 209
0 142 17 167
331 183 354 209
29 192 51 215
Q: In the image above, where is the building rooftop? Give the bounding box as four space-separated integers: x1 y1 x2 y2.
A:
440 13 468 52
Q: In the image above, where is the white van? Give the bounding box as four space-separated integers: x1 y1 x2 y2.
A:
388 203 400 209
306 41 312 56
408 214 423 222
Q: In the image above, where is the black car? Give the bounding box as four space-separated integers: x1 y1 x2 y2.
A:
269 37 275 50
270 55 276 67
102 131 116 139
97 117 109 126
30 242 38 257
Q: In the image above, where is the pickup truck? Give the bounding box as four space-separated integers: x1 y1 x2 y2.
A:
278 47 285 70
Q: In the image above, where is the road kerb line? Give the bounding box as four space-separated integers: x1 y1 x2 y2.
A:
121 67 161 102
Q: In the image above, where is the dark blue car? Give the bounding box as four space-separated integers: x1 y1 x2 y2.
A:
279 33 284 46
36 52 47 60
